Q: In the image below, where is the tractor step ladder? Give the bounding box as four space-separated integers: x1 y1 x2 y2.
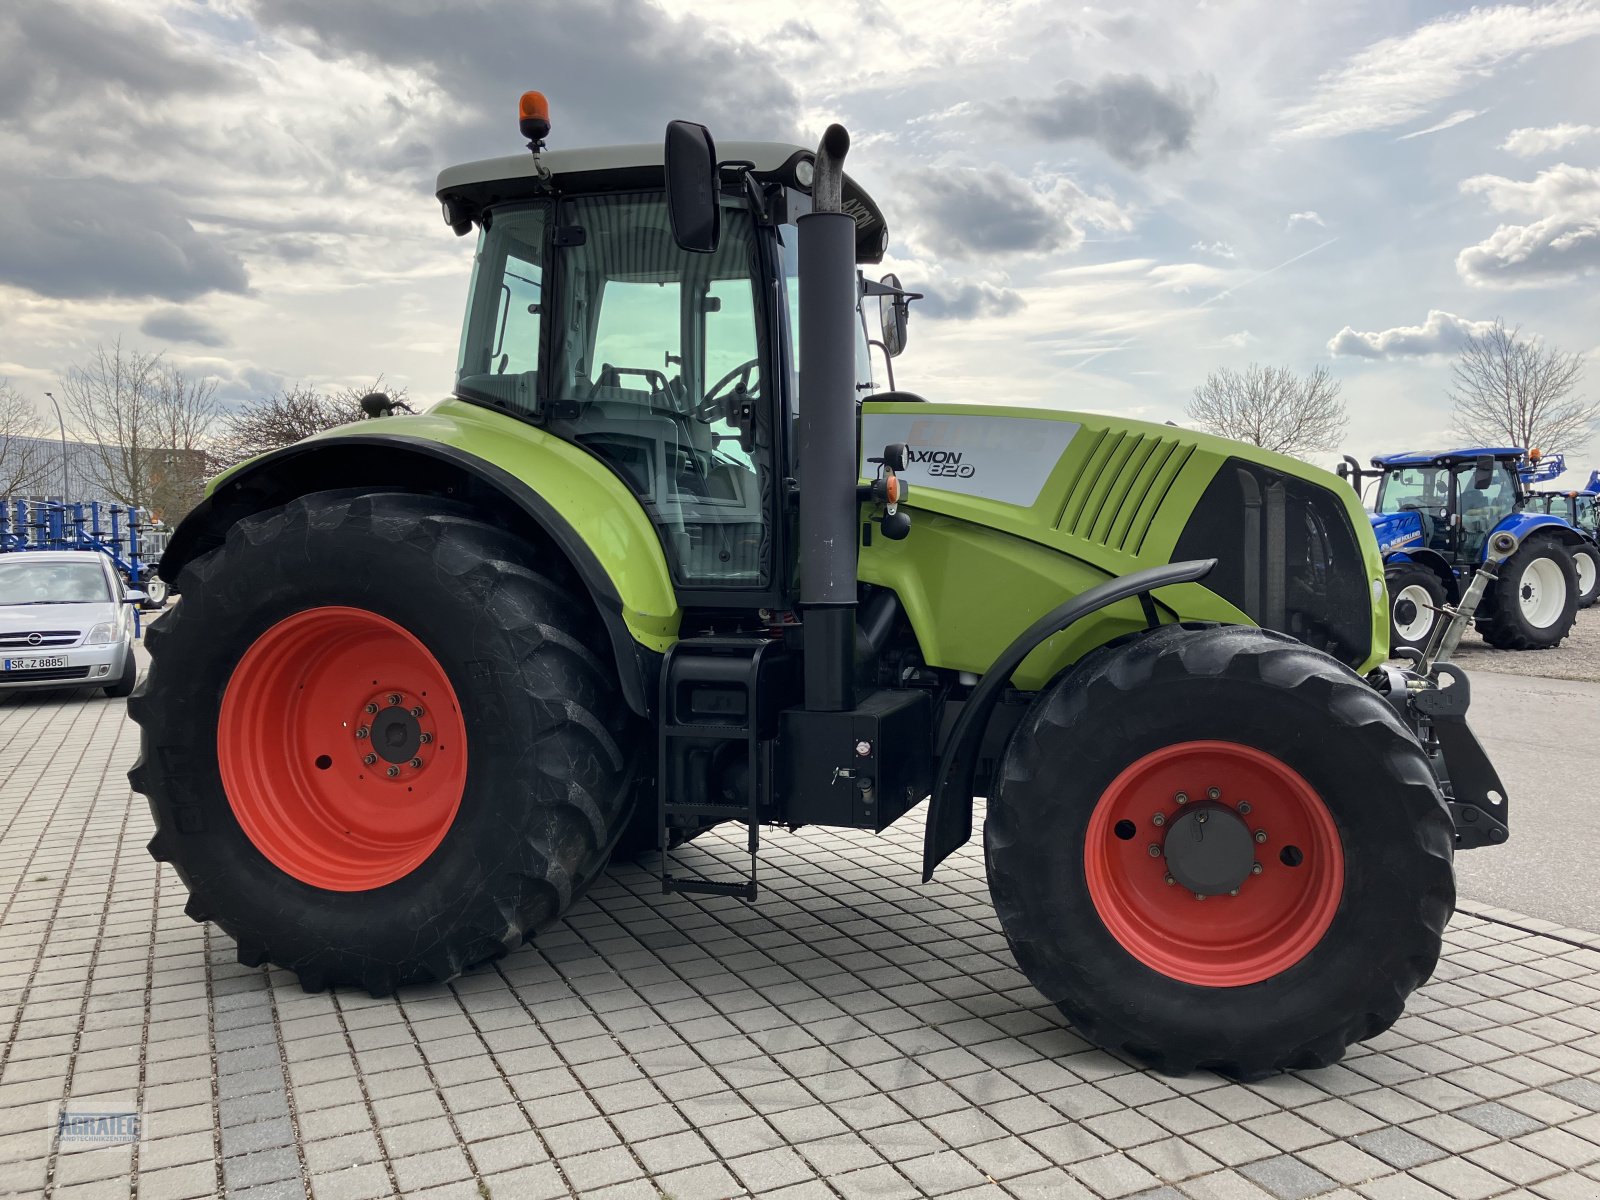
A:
657 637 793 902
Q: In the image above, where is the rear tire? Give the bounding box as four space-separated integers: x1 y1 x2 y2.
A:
1384 563 1445 657
985 623 1454 1079
1476 538 1577 649
129 491 642 994
1572 544 1599 610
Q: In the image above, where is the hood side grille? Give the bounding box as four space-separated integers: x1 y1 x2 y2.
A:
1058 431 1193 554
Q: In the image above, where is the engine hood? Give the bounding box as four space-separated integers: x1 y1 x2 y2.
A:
856 400 1390 679
1370 510 1426 554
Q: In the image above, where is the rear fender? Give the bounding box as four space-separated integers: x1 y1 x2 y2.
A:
161 427 680 716
1491 513 1584 560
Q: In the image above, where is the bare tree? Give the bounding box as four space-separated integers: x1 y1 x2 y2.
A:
0 381 50 497
212 378 404 468
1448 319 1594 454
1187 363 1348 459
144 366 220 523
58 340 220 521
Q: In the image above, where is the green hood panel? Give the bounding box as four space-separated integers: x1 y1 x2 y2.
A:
859 402 1388 680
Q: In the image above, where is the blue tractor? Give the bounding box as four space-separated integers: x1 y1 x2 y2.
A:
1520 456 1600 610
1339 448 1587 655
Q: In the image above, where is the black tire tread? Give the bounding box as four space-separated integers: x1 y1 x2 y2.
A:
1475 537 1578 649
987 623 1454 1079
130 490 641 995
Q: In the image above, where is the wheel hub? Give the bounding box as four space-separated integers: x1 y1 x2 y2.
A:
1162 802 1256 895
1394 597 1418 624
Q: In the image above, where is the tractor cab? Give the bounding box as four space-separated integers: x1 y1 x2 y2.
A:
438 122 908 610
1370 448 1524 561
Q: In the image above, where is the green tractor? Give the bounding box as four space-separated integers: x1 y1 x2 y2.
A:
129 96 1510 1078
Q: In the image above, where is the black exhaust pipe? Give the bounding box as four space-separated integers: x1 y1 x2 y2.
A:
797 124 858 712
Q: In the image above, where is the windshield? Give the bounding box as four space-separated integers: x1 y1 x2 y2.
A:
0 560 111 605
1375 467 1447 514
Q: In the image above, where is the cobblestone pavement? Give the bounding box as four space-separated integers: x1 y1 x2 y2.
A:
5 686 1600 1200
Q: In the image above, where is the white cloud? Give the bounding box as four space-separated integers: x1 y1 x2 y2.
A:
1190 240 1236 259
1279 2 1600 140
1502 123 1599 156
1457 164 1600 286
1461 163 1600 216
1395 108 1483 141
1287 211 1325 229
1327 309 1497 358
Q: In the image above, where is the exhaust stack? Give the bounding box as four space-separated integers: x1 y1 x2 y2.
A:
797 125 858 712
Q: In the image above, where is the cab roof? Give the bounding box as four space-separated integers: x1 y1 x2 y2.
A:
435 140 888 264
1371 447 1526 468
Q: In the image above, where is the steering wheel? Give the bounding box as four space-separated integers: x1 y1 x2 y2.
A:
696 358 760 423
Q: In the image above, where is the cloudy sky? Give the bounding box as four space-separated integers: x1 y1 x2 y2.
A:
1 0 1598 462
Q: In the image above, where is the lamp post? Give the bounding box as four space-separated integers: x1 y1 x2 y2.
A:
43 391 69 501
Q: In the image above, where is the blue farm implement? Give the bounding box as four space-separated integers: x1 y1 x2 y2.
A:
1338 448 1588 654
0 498 170 609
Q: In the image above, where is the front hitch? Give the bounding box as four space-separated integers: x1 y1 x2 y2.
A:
1371 532 1515 850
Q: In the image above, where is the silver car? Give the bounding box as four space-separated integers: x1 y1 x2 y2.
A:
0 551 140 697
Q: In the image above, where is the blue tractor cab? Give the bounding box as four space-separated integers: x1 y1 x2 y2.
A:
1339 447 1586 654
1522 456 1600 609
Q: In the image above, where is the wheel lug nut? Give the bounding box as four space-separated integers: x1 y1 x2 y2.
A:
1194 893 1207 901
1254 830 1268 844
1229 888 1239 896
355 727 369 740
409 758 423 769
1251 862 1263 875
410 706 424 717
362 753 376 766
1164 875 1175 886
1237 801 1252 815
419 732 433 744
386 765 400 778
365 703 378 714
1175 791 1189 805
1152 812 1165 827
1207 787 1221 800
1147 843 1162 858
387 693 402 706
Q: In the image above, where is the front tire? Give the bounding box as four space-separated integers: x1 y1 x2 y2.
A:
129 491 641 994
985 624 1454 1079
1385 564 1445 657
1476 538 1578 649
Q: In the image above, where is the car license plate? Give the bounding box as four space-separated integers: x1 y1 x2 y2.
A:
3 656 65 671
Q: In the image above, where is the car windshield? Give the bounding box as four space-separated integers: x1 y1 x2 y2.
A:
0 560 111 605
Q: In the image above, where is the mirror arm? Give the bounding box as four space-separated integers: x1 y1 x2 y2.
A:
867 339 897 392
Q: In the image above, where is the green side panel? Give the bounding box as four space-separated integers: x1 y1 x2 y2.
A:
858 511 1248 691
300 400 682 651
860 401 1389 678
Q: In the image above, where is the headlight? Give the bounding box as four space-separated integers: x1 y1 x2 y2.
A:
85 623 116 645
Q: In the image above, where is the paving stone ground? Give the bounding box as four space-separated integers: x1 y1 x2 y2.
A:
5 682 1600 1199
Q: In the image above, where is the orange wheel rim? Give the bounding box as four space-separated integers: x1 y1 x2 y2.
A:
217 606 468 891
1084 740 1344 987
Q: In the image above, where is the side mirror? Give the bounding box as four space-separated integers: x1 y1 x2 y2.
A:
879 272 909 357
664 120 720 254
1472 455 1495 491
